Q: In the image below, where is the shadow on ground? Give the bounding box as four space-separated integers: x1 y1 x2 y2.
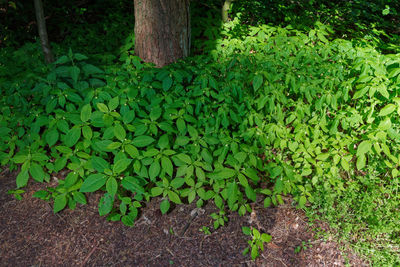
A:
0 171 365 266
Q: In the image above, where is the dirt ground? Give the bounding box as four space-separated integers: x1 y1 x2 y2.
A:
0 170 367 267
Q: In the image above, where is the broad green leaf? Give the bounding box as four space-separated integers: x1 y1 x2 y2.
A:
97 103 109 113
91 156 110 172
168 190 182 204
245 185 257 202
46 129 59 147
65 127 81 147
80 174 107 192
98 193 113 216
161 156 173 176
378 117 391 131
29 163 44 182
234 152 247 163
160 199 170 214
242 226 251 235
80 104 92 122
149 161 161 180
54 194 67 213
176 153 192 164
171 178 185 189
162 76 173 91
70 66 80 83
208 168 236 180
356 154 366 170
73 192 87 204
150 107 162 121
121 176 144 194
379 104 396 116
132 135 155 147
298 195 307 207
106 177 118 196
151 187 164 196
82 125 93 140
64 172 78 188
253 74 263 92
16 170 29 188
357 141 371 156
125 144 140 158
114 124 126 141
108 96 119 111
113 158 132 174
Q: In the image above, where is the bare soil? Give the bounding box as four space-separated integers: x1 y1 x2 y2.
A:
0 170 367 266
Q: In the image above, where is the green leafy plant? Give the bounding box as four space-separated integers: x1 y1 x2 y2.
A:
242 226 272 260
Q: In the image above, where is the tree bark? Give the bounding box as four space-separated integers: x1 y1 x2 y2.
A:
34 0 54 64
222 0 234 23
134 0 190 67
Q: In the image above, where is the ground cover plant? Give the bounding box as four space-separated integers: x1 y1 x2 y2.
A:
1 0 400 265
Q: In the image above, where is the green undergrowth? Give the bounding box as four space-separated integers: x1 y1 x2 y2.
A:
2 20 400 265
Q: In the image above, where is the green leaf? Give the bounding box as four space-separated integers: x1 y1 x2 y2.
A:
234 152 247 163
106 177 118 196
70 66 80 83
82 125 93 140
356 154 366 170
162 76 173 91
151 187 164 197
176 153 192 164
46 129 59 147
53 194 67 213
64 172 78 188
98 193 114 216
80 174 107 192
168 190 182 204
16 170 29 188
379 104 396 117
125 144 139 158
97 103 109 113
91 157 110 172
245 186 257 202
121 176 145 194
160 199 170 214
161 156 173 176
150 107 162 121
357 141 371 156
253 74 263 92
208 168 236 180
242 226 251 235
132 135 155 147
251 245 259 260
73 192 87 204
108 97 119 111
171 178 185 189
114 124 126 141
65 127 81 147
261 233 271 243
176 118 186 133
379 117 392 131
29 163 44 182
113 158 132 174
298 195 307 207
80 104 92 122
149 161 161 181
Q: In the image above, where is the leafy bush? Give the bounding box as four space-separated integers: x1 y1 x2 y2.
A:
1 6 400 264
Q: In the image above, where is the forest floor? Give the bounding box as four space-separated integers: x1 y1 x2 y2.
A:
0 170 367 267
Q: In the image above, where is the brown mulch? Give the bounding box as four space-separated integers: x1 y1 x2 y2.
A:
0 170 368 267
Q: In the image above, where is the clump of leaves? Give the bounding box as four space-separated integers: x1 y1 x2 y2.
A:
242 226 272 260
2 19 400 265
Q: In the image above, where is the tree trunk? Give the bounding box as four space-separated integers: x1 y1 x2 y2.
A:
222 0 234 23
34 0 54 64
134 0 190 67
